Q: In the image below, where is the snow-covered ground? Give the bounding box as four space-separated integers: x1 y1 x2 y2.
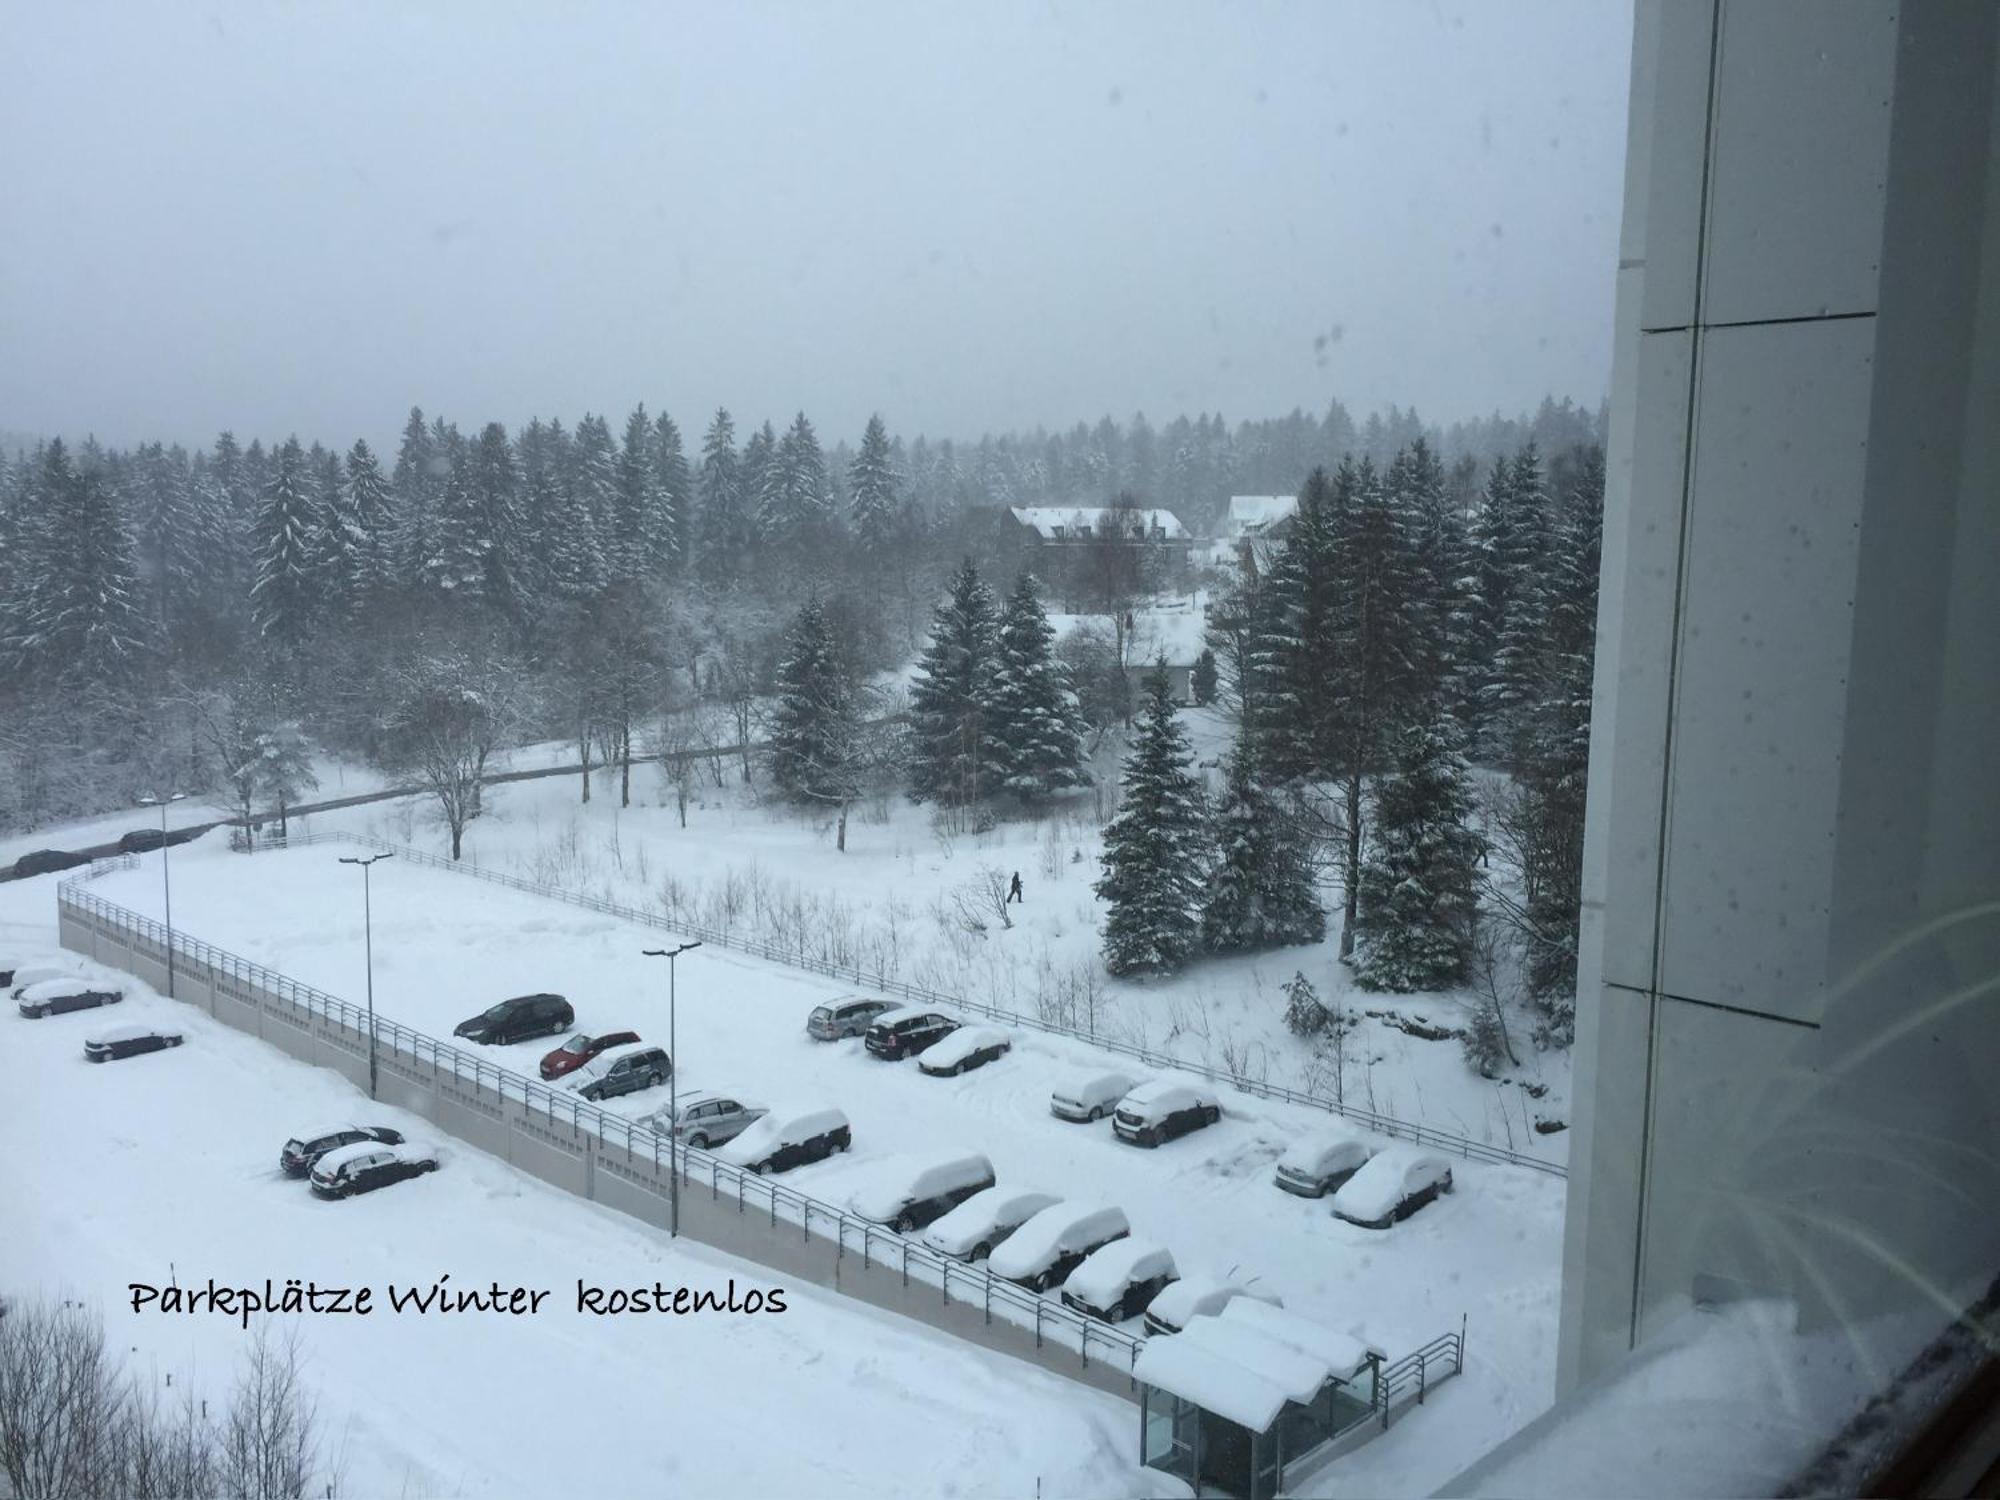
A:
268 726 1572 1166
4 833 1568 1494
0 927 1144 1498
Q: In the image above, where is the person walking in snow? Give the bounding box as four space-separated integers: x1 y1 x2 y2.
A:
1007 871 1024 905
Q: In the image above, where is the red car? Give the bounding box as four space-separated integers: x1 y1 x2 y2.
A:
539 1029 641 1081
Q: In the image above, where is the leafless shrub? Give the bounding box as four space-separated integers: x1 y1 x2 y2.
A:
220 1325 322 1500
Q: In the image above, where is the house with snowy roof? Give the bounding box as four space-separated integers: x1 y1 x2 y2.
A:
1002 504 1193 554
1201 493 1300 570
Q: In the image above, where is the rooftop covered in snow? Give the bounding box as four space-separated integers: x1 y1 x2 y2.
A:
1006 505 1190 542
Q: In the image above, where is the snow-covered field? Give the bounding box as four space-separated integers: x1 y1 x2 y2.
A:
0 925 1144 1497
1 828 1568 1495
279 729 1573 1166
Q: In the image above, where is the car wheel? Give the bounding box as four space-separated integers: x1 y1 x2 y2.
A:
893 1214 914 1234
752 1160 770 1176
649 1070 664 1088
689 1133 709 1151
973 1240 992 1260
1146 1127 1162 1148
1206 1107 1220 1125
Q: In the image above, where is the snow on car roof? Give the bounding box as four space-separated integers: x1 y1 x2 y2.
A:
717 1106 846 1164
90 1023 172 1044
1119 1079 1214 1110
989 1202 1124 1278
1218 1296 1377 1384
923 1186 1060 1246
1277 1127 1374 1174
919 1025 1006 1058
870 1004 945 1028
571 1040 651 1077
1063 1237 1175 1307
1330 1145 1449 1221
1144 1277 1278 1329
312 1140 393 1173
1057 1069 1136 1099
20 977 104 1000
850 1153 992 1220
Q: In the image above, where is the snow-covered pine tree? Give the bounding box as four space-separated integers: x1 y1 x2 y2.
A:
1244 467 1340 777
906 558 1001 806
1485 443 1554 768
651 409 690 570
308 442 361 617
987 572 1089 802
742 419 780 549
568 414 619 556
1201 731 1325 953
1095 660 1211 975
697 407 748 575
770 597 860 823
1509 443 1603 1044
762 412 829 549
613 404 661 584
1190 648 1218 706
254 719 319 839
343 439 395 603
250 436 323 646
468 421 525 615
1353 708 1485 992
848 413 899 551
2 440 152 687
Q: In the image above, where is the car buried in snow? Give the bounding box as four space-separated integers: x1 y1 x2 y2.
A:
716 1107 851 1176
83 1023 184 1061
308 1140 441 1199
1060 1238 1179 1323
915 1025 1012 1077
1049 1069 1141 1124
920 1186 1062 1262
280 1124 408 1178
17 977 125 1019
847 1153 998 1234
1329 1146 1454 1229
988 1202 1131 1293
1141 1276 1283 1337
1273 1127 1377 1198
1111 1081 1222 1148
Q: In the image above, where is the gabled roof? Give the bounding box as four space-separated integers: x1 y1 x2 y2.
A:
1008 506 1190 541
1222 494 1298 536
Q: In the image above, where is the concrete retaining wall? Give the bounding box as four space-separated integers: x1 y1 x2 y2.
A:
59 899 1139 1403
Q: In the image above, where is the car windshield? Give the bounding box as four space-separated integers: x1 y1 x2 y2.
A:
559 1033 590 1052
481 1002 514 1020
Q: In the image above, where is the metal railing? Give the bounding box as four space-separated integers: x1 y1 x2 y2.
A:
55 876 1145 1375
1374 1324 1466 1426
259 828 1566 1178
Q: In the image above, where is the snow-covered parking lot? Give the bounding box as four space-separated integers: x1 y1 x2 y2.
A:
25 838 1569 1491
0 932 1143 1497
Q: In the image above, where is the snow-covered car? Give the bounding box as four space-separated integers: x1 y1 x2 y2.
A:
1060 1238 1179 1323
717 1107 851 1175
1049 1070 1140 1123
1141 1276 1283 1337
848 1152 997 1233
915 1025 1012 1077
83 1023 184 1062
1273 1128 1377 1198
17 977 124 1019
0 959 23 989
280 1124 407 1177
539 1029 641 1081
806 995 895 1041
308 1140 440 1199
1112 1081 1221 1148
989 1202 1131 1292
920 1186 1062 1262
566 1042 672 1101
642 1093 768 1151
1330 1146 1454 1229
7 964 73 1001
863 1007 959 1060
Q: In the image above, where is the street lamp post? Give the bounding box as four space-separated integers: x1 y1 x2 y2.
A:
339 854 394 1099
137 793 186 998
642 941 702 1236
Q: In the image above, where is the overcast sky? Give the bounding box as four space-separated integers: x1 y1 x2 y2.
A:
0 1 1632 453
